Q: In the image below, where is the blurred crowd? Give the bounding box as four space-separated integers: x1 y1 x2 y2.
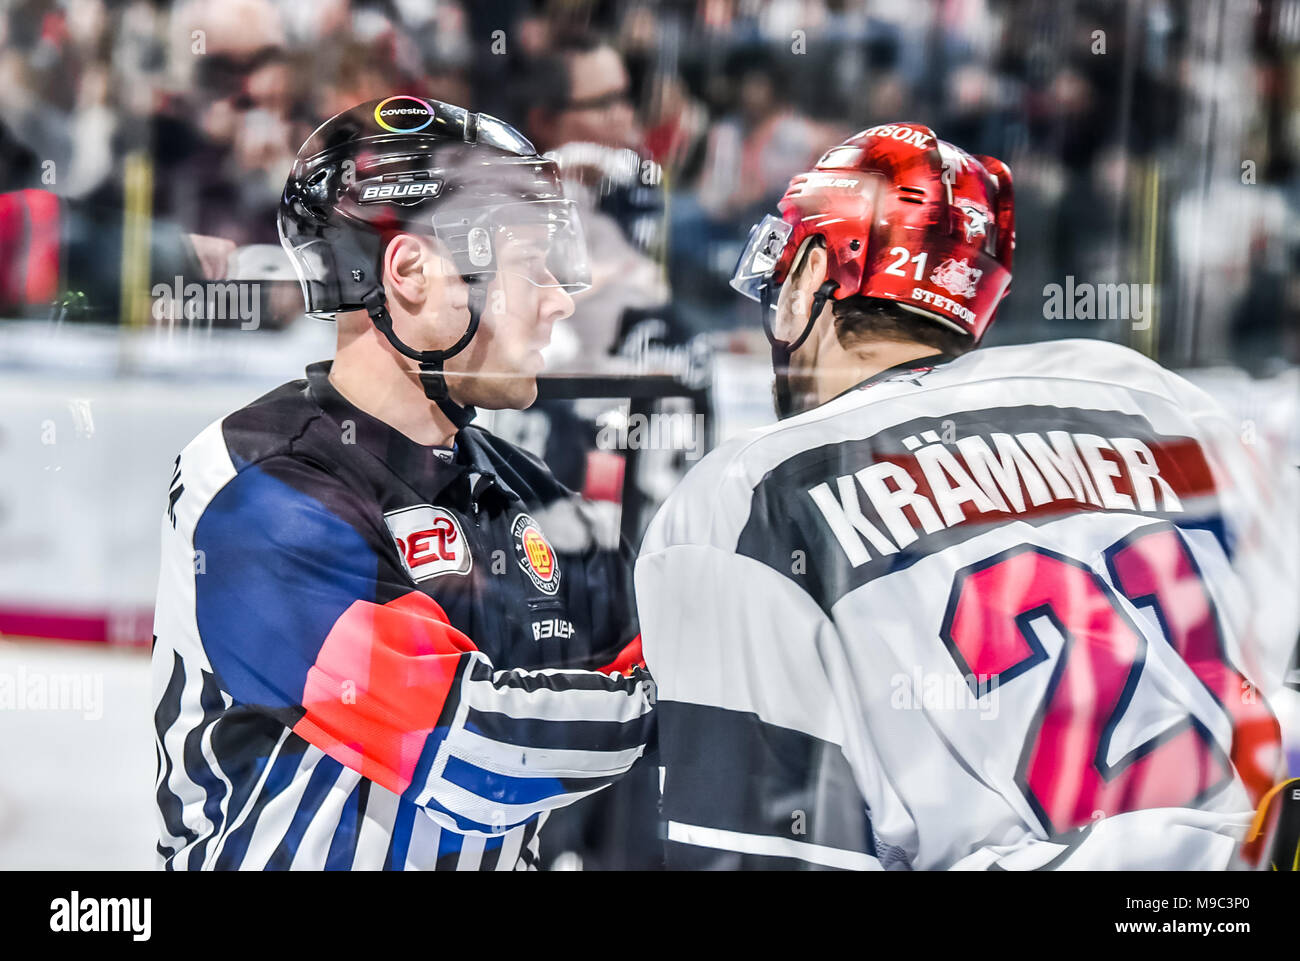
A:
1 0 1299 370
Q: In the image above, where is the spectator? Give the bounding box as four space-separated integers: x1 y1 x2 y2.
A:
521 31 668 363
523 30 642 154
92 0 296 246
695 50 841 220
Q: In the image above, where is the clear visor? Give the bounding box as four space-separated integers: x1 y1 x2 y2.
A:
280 197 591 319
485 199 591 291
729 214 792 305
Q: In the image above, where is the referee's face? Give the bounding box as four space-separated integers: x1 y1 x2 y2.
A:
442 226 575 411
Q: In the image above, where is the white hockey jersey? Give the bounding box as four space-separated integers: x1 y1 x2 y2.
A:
636 339 1299 870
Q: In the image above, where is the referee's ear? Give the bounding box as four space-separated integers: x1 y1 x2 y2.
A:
383 233 434 311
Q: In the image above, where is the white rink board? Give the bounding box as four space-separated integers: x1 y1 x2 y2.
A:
0 319 335 629
0 640 153 869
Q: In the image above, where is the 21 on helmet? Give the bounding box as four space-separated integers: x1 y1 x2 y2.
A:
731 122 1014 347
278 96 590 424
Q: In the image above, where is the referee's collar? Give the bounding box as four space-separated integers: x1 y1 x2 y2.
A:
305 360 465 500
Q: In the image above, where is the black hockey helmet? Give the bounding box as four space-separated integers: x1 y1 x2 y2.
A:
279 96 590 423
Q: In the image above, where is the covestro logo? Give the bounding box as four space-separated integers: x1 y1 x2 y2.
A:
373 95 435 133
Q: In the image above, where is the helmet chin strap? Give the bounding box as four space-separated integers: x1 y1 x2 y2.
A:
362 282 485 430
760 278 838 420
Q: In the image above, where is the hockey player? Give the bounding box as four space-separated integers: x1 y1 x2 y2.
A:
635 123 1299 869
152 98 652 870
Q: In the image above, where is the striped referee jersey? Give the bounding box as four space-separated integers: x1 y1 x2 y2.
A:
153 361 652 870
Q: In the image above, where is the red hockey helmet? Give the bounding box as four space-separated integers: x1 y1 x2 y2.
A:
731 122 1014 343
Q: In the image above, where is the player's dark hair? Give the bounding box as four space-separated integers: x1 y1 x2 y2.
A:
832 297 975 356
793 236 974 357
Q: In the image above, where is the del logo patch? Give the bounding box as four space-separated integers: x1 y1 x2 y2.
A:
512 513 560 595
385 505 472 582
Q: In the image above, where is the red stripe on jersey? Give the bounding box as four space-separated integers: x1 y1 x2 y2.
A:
598 634 644 675
871 434 1215 535
293 591 477 796
1147 437 1216 500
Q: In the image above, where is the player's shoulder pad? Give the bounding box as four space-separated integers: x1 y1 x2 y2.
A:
966 338 1229 417
178 390 364 542
1063 338 1227 416
177 377 317 477
972 337 1166 386
170 378 326 514
641 408 838 555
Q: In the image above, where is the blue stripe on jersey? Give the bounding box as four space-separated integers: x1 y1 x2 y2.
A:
184 669 232 870
401 676 458 804
193 462 378 712
436 821 464 863
441 754 571 806
213 736 309 870
1180 513 1232 559
325 778 367 871
264 755 346 870
384 797 419 870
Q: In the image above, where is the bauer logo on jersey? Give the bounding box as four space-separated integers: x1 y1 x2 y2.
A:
512 513 560 595
930 257 982 299
385 505 472 581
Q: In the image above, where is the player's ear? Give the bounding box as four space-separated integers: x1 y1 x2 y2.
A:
776 238 829 341
800 241 829 293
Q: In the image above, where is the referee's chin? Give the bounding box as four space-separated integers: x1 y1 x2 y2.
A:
453 370 541 412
